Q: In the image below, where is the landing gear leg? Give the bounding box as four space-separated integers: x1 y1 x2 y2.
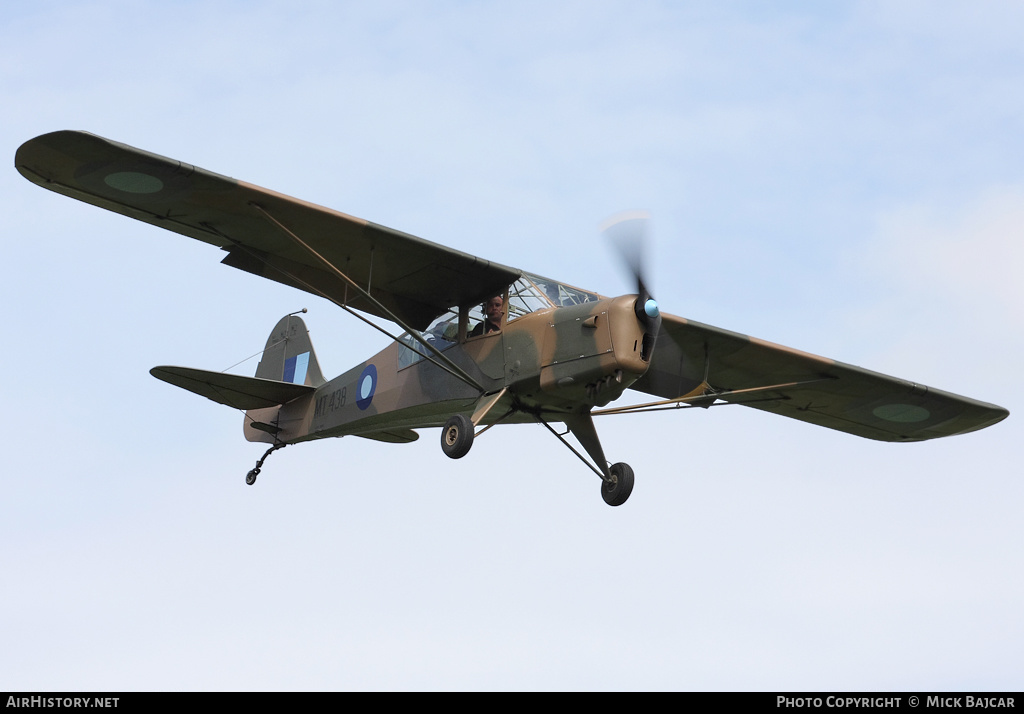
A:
543 411 636 507
246 444 285 485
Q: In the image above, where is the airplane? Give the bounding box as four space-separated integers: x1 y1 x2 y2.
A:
15 130 1010 506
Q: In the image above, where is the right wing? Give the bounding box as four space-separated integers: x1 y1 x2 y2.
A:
16 131 522 330
630 314 1008 442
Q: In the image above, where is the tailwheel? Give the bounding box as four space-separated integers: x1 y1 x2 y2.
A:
441 414 474 459
601 462 634 506
244 444 284 485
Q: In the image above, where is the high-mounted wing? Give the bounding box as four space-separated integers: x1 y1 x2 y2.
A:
15 131 522 330
630 314 1008 442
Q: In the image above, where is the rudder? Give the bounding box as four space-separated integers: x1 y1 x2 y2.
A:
255 313 325 387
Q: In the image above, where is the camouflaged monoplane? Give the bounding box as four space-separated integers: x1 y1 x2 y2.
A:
16 131 1010 506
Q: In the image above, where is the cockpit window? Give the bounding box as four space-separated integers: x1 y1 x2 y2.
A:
507 276 552 322
398 308 459 369
398 275 600 367
507 273 600 323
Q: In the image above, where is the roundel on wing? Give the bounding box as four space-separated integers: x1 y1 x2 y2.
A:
356 364 378 410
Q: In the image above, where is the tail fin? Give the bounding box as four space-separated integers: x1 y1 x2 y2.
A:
243 314 325 444
150 314 324 444
255 314 325 387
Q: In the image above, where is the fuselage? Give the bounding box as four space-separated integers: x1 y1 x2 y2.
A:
244 294 654 445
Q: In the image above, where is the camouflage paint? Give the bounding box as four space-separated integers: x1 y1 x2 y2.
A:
16 130 1009 463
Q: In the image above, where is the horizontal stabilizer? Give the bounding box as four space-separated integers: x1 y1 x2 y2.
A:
151 366 315 409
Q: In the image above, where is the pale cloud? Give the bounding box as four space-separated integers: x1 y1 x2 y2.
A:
848 186 1024 401
872 185 1024 327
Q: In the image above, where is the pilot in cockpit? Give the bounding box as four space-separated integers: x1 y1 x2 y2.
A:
469 295 503 337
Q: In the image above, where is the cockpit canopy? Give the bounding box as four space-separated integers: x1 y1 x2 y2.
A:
397 272 601 369
507 272 600 320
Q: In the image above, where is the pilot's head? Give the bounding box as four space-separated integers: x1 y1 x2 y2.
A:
483 295 503 323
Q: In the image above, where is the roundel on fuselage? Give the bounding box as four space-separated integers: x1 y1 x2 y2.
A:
356 364 378 410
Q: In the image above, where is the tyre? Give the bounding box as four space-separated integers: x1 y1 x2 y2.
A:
441 414 474 459
601 462 634 506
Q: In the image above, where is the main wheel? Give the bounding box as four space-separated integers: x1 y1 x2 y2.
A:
441 414 474 459
601 462 634 506
246 468 259 485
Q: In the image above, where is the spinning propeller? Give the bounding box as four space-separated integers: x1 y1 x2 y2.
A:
601 211 662 358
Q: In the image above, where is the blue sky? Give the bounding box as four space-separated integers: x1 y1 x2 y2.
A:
3 1 1022 691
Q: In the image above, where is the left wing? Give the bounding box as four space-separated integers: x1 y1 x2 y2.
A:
630 314 1008 442
16 131 522 330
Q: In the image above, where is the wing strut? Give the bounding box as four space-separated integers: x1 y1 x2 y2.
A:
593 377 836 416
214 202 487 394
